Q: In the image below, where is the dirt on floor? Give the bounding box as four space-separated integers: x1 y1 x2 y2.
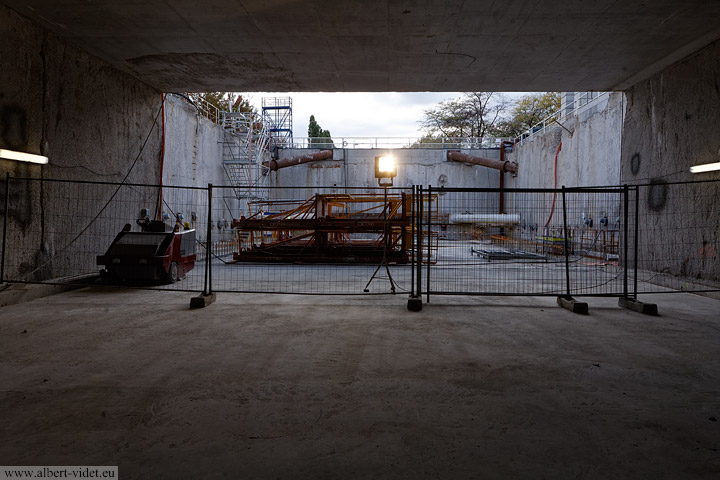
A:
1 288 719 479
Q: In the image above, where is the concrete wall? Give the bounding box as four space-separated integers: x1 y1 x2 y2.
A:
477 96 625 231
0 4 162 182
506 92 623 190
163 95 228 188
162 94 237 242
0 0 236 281
502 40 720 287
621 39 720 284
270 147 501 191
0 4 163 281
268 147 504 216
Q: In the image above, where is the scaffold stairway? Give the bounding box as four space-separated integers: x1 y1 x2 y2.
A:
221 111 271 201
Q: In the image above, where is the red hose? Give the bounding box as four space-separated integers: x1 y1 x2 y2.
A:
544 141 562 227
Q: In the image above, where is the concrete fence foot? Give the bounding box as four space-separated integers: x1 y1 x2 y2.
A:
407 295 422 312
190 293 216 309
557 295 589 315
618 297 658 316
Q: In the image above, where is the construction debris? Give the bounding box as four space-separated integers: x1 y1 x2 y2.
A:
231 193 411 263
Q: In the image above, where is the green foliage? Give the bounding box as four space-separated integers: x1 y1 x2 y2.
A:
490 92 561 138
408 134 443 148
407 134 466 149
198 92 255 114
308 115 322 137
419 91 562 140
308 115 334 148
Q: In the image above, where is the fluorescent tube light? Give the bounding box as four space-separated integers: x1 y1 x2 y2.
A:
690 162 720 174
0 149 49 164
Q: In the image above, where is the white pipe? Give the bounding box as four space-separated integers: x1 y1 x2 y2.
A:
449 213 520 225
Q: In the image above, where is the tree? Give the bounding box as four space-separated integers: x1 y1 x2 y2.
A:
190 92 256 124
199 92 255 114
307 115 334 148
462 92 510 138
490 92 561 138
419 92 509 139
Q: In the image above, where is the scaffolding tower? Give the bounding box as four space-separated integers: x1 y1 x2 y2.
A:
221 111 271 201
262 97 293 148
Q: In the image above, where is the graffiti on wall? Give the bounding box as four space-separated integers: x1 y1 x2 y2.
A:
647 178 667 211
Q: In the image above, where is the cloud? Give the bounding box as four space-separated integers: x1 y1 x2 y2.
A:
246 91 525 139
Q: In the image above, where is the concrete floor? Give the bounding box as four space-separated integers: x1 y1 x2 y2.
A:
1 288 719 479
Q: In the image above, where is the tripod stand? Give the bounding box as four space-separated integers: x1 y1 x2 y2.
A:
364 186 397 293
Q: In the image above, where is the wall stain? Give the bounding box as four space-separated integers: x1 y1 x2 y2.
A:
630 153 641 175
647 178 668 211
4 176 35 233
0 105 28 150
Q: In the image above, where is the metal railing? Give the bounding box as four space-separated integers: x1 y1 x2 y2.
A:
516 91 611 144
290 137 513 149
173 93 223 124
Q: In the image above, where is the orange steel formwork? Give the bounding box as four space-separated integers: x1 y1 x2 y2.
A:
230 193 412 263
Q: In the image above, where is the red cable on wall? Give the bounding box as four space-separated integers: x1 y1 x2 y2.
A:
544 140 562 227
157 93 166 220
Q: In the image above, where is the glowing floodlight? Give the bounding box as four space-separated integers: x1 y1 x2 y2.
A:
0 149 48 164
690 162 720 174
374 155 397 186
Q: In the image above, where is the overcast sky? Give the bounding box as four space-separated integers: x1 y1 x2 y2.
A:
243 92 500 139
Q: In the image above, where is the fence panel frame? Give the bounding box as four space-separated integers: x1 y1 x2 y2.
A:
1 172 9 283
1 175 209 293
418 185 630 299
3 176 717 299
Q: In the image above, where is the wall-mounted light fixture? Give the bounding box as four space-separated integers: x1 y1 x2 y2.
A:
0 149 48 164
690 162 720 174
374 155 396 186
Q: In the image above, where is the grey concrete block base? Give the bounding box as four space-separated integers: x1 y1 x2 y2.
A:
407 295 422 311
619 297 659 316
190 293 217 309
557 295 589 315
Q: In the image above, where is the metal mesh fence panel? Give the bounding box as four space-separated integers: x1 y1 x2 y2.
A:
209 186 414 295
3 177 715 299
422 186 626 297
1 177 208 292
631 179 720 294
563 187 626 297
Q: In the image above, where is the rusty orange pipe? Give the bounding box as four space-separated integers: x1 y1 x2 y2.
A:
446 150 518 174
263 150 333 171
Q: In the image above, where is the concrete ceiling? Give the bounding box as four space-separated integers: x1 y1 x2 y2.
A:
4 0 720 92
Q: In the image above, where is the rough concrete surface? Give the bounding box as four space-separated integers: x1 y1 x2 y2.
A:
507 93 623 190
271 148 501 194
621 39 720 285
1 3 163 282
1 288 719 479
3 1 720 92
163 95 227 190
